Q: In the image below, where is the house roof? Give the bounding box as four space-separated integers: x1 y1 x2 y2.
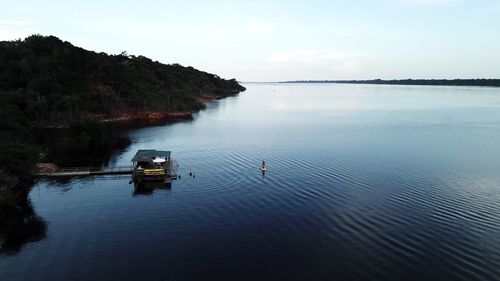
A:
132 149 171 162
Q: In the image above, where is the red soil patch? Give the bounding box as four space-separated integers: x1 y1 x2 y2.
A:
88 110 192 124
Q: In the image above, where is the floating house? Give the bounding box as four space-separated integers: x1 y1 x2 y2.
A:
131 149 178 183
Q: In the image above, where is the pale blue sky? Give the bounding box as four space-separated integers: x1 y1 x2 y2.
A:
1 0 500 81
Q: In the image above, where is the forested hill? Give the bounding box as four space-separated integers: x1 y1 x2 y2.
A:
0 35 245 182
283 79 500 87
0 35 245 124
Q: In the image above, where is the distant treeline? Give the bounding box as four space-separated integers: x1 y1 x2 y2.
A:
283 79 500 87
0 35 245 182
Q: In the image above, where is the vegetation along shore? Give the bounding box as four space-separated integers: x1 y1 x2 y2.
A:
283 79 500 87
0 35 246 192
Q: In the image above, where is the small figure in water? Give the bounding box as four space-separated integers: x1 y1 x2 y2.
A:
260 161 267 175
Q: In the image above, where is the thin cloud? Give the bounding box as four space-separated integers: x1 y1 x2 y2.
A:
474 2 500 14
268 50 373 80
397 0 459 6
0 30 25 40
0 19 33 26
0 19 35 41
245 19 274 35
269 50 369 64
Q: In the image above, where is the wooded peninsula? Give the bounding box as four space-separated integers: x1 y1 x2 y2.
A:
0 35 245 190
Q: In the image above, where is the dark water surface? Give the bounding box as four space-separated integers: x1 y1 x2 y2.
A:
3 83 500 280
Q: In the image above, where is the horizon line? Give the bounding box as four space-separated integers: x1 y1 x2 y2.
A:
241 78 500 83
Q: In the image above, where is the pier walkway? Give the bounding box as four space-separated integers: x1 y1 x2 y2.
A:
36 166 134 177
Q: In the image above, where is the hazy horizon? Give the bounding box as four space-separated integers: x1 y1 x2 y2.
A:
242 78 499 83
2 0 500 81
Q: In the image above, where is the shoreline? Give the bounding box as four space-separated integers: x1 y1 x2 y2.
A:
42 95 225 128
279 79 500 87
89 110 193 124
0 93 239 192
32 95 228 172
96 94 222 124
0 34 247 198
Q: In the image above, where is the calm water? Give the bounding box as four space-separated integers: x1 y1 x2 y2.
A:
2 83 500 280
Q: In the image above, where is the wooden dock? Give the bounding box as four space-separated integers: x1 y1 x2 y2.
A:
36 166 179 180
36 166 134 177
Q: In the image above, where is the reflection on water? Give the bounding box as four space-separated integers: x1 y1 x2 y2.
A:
2 84 500 280
133 181 172 196
0 187 47 255
0 175 180 255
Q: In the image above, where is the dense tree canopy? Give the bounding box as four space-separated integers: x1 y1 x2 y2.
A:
0 35 245 122
0 35 245 179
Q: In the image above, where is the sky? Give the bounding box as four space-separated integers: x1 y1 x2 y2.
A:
1 0 500 81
